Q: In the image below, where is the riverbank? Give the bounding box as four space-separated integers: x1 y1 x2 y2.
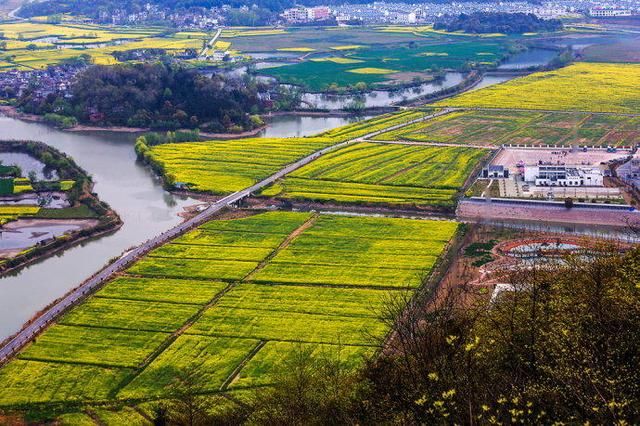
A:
0 105 269 139
0 140 123 276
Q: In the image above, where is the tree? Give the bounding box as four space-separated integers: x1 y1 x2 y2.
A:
564 197 574 209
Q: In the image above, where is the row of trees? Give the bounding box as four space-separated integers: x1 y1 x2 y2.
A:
435 12 563 34
149 243 640 424
19 61 270 132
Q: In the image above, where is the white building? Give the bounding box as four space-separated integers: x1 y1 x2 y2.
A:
589 8 633 17
524 165 604 187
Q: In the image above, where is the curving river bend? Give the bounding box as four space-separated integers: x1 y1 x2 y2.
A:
0 114 369 341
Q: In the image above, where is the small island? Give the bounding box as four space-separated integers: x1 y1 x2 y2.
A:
0 140 121 274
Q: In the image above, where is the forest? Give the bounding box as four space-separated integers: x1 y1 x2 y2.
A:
434 12 563 34
18 62 269 132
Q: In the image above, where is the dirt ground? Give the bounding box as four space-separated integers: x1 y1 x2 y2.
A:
458 198 640 228
437 224 630 297
492 147 632 174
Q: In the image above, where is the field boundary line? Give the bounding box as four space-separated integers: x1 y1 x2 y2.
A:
220 340 266 391
242 213 319 282
108 282 235 397
364 139 493 149
132 405 154 423
84 409 106 426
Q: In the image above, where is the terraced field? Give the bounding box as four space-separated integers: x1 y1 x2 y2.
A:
0 211 458 409
260 142 488 208
145 111 428 194
372 110 640 147
437 62 640 114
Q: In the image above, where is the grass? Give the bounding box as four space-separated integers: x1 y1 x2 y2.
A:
34 205 99 219
0 212 459 407
373 110 640 147
93 407 150 426
261 142 487 208
438 62 640 113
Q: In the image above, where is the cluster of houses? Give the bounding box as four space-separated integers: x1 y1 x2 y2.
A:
0 66 82 100
296 0 640 26
98 3 223 28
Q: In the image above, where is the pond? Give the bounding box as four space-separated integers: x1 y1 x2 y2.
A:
259 114 372 138
0 152 58 181
497 48 558 70
300 72 465 110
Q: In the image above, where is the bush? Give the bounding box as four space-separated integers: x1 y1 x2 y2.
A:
43 113 77 129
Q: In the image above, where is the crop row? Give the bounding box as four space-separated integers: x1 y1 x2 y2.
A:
437 62 640 114
261 143 487 207
147 110 431 195
373 108 640 147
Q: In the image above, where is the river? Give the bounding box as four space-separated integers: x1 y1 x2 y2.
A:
0 114 366 341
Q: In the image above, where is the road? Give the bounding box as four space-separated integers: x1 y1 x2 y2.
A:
0 107 452 365
198 28 223 59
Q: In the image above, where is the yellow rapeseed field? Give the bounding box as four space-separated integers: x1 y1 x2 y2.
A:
348 67 396 74
439 62 640 113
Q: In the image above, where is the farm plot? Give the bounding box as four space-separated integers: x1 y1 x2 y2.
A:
147 137 334 194
261 142 487 207
229 341 373 389
147 111 427 194
437 62 640 114
262 40 508 90
95 277 228 305
0 360 131 406
119 335 261 399
18 325 167 368
0 212 458 407
0 22 205 69
0 205 40 224
373 110 640 147
250 214 458 288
